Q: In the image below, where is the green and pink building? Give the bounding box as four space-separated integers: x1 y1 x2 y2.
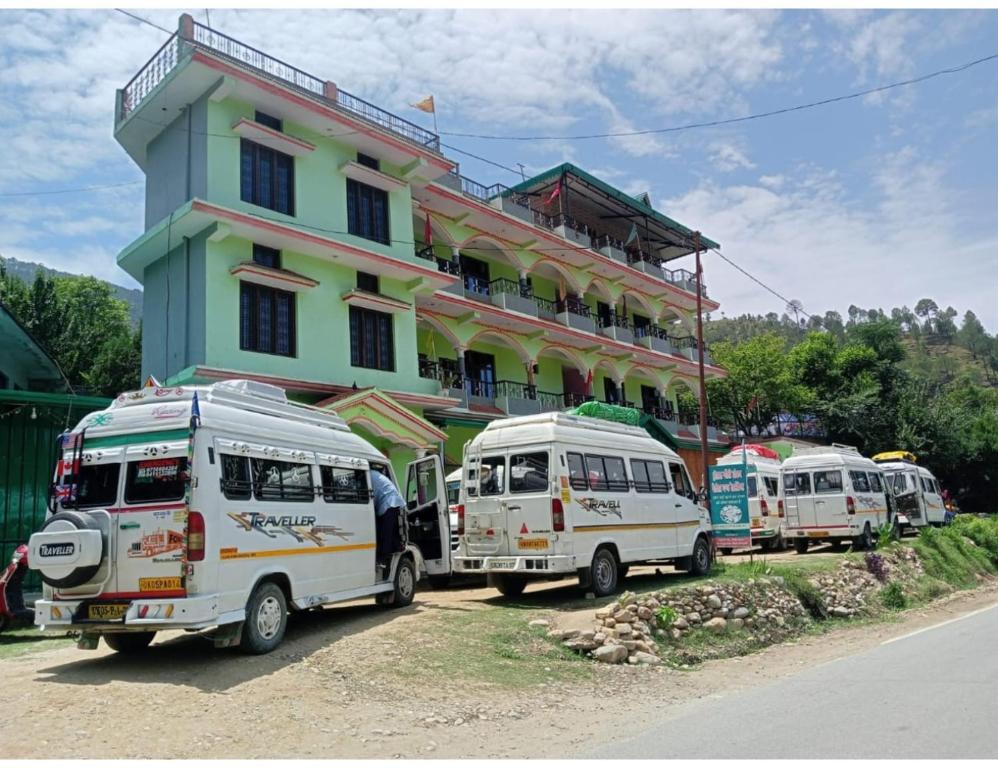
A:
114 14 730 479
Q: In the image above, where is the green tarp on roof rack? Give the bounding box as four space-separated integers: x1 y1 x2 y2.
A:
566 401 642 426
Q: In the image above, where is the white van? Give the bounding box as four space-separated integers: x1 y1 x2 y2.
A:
452 412 713 597
27 380 449 654
782 444 889 553
715 446 786 552
872 452 946 529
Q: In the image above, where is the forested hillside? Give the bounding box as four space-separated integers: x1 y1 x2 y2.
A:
701 300 997 512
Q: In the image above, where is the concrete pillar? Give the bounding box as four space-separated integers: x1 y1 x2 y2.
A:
518 270 531 298
179 12 195 40
323 80 338 102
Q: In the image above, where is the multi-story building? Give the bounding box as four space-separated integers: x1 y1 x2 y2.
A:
113 15 730 480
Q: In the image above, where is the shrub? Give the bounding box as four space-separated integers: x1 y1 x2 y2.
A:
876 522 896 550
881 582 908 610
865 552 890 583
656 605 678 627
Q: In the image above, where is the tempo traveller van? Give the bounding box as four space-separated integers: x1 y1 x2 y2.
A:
872 451 946 530
27 379 450 654
452 412 713 597
715 445 786 552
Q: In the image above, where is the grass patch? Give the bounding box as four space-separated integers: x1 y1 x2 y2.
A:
661 626 769 666
911 524 996 588
377 606 592 690
0 627 75 660
880 582 908 610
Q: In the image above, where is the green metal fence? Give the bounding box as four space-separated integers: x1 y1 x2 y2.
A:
0 390 109 590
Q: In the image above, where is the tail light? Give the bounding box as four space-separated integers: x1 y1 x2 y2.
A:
846 496 856 515
552 498 565 532
778 500 785 518
456 504 465 536
187 511 205 561
760 498 769 517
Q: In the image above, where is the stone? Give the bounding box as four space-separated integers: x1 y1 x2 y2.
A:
578 630 595 641
774 616 786 627
632 651 662 665
529 619 550 628
670 628 683 640
565 637 600 652
595 606 614 619
686 612 702 624
603 618 617 628
704 617 728 634
604 601 621 615
593 632 606 644
613 610 636 624
830 606 852 617
594 644 628 664
615 623 633 636
730 618 744 630
620 640 638 651
637 607 653 620
673 618 689 630
733 607 750 620
713 611 727 620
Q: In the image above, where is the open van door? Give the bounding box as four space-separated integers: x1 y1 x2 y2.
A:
405 455 451 582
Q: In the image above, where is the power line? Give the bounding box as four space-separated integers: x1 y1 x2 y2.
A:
0 180 142 198
708 246 811 320
440 142 524 178
113 8 173 35
439 50 998 142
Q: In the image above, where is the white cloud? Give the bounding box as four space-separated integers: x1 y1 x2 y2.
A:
709 141 756 173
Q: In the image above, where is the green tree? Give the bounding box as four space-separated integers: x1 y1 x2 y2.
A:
957 310 990 360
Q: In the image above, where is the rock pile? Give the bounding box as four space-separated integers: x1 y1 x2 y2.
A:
809 546 925 617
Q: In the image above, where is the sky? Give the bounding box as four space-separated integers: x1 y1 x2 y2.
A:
1 8 997 330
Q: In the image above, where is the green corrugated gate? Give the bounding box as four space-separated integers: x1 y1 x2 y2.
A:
0 390 109 590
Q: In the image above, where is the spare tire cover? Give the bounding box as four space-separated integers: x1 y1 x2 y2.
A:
35 511 106 589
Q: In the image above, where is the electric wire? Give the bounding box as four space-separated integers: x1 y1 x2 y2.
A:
0 181 143 198
113 8 173 35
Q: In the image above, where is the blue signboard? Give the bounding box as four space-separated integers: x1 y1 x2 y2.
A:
709 456 751 549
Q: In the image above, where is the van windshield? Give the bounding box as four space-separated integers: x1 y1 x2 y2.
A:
446 481 461 505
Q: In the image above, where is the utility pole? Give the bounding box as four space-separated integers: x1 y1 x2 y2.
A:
694 231 710 494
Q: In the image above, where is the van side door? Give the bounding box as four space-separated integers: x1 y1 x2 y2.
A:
405 455 450 577
668 460 700 557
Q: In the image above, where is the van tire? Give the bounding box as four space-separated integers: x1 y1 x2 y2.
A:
853 524 873 551
689 537 712 576
590 547 619 597
392 557 417 607
103 631 156 653
493 574 527 598
240 581 288 655
794 538 809 554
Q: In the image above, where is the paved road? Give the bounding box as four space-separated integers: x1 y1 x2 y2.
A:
584 602 998 759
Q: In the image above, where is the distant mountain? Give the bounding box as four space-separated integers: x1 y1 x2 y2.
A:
0 256 142 327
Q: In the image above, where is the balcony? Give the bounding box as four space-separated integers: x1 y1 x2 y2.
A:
556 296 596 334
673 336 713 365
664 267 706 297
117 17 443 166
596 312 633 345
626 248 665 279
488 278 538 316
634 324 679 355
550 213 592 249
594 234 627 264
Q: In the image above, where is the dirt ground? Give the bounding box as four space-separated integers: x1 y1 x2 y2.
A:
3 541 993 759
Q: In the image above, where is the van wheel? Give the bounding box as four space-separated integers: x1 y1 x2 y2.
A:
853 524 874 551
392 557 416 607
103 631 156 654
690 537 712 576
240 581 288 655
794 538 809 554
590 547 619 597
494 574 527 598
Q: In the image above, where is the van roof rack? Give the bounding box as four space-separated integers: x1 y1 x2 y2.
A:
484 410 649 438
793 442 861 457
207 380 350 432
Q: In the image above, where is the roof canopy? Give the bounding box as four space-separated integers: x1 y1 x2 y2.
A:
317 388 446 450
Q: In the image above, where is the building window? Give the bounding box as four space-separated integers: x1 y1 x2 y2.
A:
252 244 281 269
255 111 282 131
357 152 380 170
240 281 295 356
357 271 379 293
349 305 394 370
240 138 295 215
346 179 389 245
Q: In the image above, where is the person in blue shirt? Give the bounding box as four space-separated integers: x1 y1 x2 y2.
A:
371 466 406 575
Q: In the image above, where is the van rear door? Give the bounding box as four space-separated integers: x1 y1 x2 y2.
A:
114 442 190 599
784 471 815 529
505 449 554 555
463 453 509 556
404 455 450 577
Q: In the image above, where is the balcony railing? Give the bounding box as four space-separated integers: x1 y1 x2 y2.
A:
559 296 591 318
489 277 528 298
495 380 537 401
120 19 440 151
596 312 629 330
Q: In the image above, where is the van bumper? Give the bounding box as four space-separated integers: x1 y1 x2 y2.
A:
34 594 221 631
453 555 576 575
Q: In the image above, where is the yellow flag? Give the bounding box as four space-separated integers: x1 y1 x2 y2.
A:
411 95 435 114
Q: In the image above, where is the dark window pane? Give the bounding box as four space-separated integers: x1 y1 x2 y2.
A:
221 454 251 500
320 466 370 504
258 148 273 209
276 292 292 355
349 306 361 366
567 453 588 491
125 457 188 504
257 289 273 352
65 463 120 509
357 271 379 293
240 140 254 203
276 153 293 214
252 244 280 268
240 283 252 349
357 153 379 170
255 111 282 131
631 460 650 493
251 458 313 501
509 452 548 494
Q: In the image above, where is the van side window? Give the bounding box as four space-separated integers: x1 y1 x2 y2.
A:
813 470 843 494
319 466 369 504
251 457 314 501
604 457 628 491
669 462 688 496
784 472 811 496
478 456 505 496
921 476 932 493
746 475 758 498
584 455 608 491
764 477 780 496
850 471 871 492
65 463 121 509
125 457 188 504
631 459 669 493
220 454 252 500
869 472 884 493
567 453 588 491
509 452 549 493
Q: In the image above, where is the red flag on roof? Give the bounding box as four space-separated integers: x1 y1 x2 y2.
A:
423 214 433 247
545 180 561 206
737 444 781 460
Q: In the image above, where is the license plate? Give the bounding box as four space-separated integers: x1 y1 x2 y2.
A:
88 603 129 621
490 559 516 569
517 538 548 551
139 576 182 592
751 518 763 529
808 531 829 538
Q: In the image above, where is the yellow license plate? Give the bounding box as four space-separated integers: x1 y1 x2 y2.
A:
751 518 763 529
139 576 182 592
808 531 829 538
88 603 129 621
517 538 548 551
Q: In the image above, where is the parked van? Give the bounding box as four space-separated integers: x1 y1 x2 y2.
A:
715 445 786 552
872 451 946 529
27 380 449 654
452 412 713 597
782 444 889 553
